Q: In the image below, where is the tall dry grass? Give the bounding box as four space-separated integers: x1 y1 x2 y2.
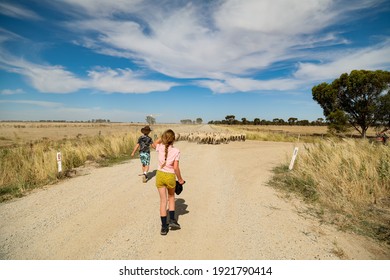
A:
270 139 390 243
0 123 191 201
0 133 138 201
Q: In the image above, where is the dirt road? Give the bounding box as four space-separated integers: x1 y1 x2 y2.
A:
0 129 388 259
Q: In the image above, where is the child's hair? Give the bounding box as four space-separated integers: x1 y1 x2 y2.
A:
160 129 175 168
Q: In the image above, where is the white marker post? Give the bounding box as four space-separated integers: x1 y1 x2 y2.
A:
289 147 299 170
56 152 62 174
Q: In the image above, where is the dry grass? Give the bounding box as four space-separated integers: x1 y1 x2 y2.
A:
0 133 138 201
270 139 390 243
0 122 183 201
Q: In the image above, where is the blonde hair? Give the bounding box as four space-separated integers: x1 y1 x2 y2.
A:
160 129 175 169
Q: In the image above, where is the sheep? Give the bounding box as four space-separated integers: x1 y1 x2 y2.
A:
174 131 245 145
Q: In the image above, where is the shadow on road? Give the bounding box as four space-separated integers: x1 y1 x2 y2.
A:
147 170 157 180
176 198 189 221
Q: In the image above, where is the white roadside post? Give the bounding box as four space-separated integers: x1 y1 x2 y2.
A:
56 152 62 174
289 147 299 170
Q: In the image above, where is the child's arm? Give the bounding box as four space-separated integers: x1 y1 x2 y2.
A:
173 160 185 184
152 138 162 149
131 144 140 157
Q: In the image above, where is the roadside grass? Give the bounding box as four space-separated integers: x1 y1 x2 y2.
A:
0 133 138 202
269 139 390 244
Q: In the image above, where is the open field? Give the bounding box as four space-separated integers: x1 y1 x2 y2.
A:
224 124 381 138
0 122 187 148
1 122 382 148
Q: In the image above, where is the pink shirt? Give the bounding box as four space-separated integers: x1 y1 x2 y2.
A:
156 144 180 173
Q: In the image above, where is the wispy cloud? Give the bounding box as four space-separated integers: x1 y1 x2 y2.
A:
0 100 62 108
294 40 390 81
88 68 178 94
0 28 24 44
0 88 25 95
196 77 304 94
0 2 42 20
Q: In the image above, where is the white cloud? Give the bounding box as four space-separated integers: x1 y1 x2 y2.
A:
294 40 390 81
197 40 390 94
23 65 88 93
66 3 286 79
0 43 87 93
0 45 176 94
61 0 388 86
1 0 389 95
214 0 336 35
197 77 304 94
0 88 24 95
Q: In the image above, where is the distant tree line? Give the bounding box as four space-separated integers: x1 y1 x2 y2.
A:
0 119 113 123
90 119 111 123
208 115 325 126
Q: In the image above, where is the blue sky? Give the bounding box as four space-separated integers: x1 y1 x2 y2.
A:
0 0 389 123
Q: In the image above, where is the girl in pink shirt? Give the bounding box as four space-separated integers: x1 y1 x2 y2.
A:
153 129 185 235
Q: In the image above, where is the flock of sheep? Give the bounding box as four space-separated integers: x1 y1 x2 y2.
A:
175 131 246 145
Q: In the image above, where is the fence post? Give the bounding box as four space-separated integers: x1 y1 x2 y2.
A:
56 152 62 174
289 147 299 170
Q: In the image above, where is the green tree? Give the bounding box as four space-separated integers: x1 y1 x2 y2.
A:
288 117 297 125
225 115 236 125
376 92 390 129
327 109 349 133
180 119 192 124
196 118 203 124
253 118 261 125
297 119 310 126
312 70 390 137
316 118 324 125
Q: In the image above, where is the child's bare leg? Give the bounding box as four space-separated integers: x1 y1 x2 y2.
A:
158 187 168 216
167 187 175 212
